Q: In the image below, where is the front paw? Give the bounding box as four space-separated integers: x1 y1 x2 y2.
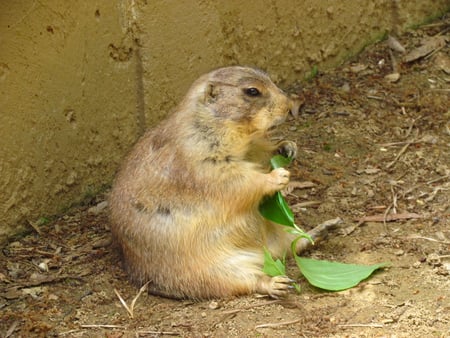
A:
277 140 297 159
268 167 290 191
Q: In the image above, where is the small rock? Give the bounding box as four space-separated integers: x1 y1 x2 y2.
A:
434 231 447 241
364 168 381 175
88 201 108 215
48 293 59 301
394 250 404 256
22 286 46 299
91 237 112 249
426 253 441 266
38 261 49 272
385 73 400 83
209 300 220 310
420 134 438 144
436 264 449 276
0 272 8 282
443 262 450 273
66 171 78 186
349 63 368 73
340 82 350 92
387 35 406 53
412 261 421 269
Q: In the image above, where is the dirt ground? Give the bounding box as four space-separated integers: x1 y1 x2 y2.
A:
1 16 449 338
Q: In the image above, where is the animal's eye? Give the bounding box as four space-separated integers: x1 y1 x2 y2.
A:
244 87 261 97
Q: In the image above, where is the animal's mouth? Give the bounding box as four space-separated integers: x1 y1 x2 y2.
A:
271 111 289 128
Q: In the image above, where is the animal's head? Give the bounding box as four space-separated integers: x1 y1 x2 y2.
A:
186 66 294 134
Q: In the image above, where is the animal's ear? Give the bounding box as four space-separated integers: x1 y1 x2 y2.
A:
204 82 220 104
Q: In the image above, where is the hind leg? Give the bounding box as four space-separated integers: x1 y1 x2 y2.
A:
207 248 293 299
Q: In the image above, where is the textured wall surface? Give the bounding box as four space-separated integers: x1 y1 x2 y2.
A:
0 2 139 240
0 0 448 242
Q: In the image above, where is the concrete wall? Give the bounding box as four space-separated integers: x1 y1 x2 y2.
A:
1 0 448 242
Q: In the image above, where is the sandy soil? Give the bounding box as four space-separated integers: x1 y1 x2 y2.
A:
1 16 449 338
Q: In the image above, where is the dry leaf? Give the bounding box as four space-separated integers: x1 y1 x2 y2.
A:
404 35 447 63
284 181 316 195
434 52 450 74
289 181 316 189
356 167 381 175
349 63 368 73
364 168 381 174
387 35 406 53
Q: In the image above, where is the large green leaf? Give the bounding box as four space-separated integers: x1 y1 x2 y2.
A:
259 155 295 226
295 257 389 291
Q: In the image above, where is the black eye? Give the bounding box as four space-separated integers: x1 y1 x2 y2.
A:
244 87 261 97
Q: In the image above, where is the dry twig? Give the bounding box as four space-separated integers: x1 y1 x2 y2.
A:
5 320 19 338
136 330 180 336
338 323 384 328
291 201 321 210
81 324 127 329
406 235 450 245
357 213 423 224
27 220 43 235
114 281 149 318
385 141 413 169
297 218 343 252
255 318 302 329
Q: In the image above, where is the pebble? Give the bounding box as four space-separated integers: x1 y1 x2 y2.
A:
38 262 49 272
394 249 404 256
208 301 220 310
88 201 108 215
426 253 441 266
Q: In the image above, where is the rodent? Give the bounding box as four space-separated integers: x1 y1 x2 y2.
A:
109 66 300 300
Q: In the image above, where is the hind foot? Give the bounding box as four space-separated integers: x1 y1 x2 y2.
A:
256 275 293 298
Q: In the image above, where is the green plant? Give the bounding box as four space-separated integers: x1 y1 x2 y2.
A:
260 155 388 291
305 65 319 82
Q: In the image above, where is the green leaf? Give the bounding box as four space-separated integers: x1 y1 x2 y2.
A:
292 282 301 293
262 247 286 277
259 192 294 226
305 65 319 81
270 155 293 169
259 155 295 226
295 257 389 291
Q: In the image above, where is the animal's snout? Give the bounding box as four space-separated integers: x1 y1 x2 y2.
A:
288 93 303 118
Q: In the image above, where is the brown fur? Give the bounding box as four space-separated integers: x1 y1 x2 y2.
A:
109 66 299 300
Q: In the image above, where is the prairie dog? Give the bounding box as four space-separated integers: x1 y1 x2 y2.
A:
110 66 299 299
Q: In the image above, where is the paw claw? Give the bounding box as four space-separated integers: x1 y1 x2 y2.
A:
263 275 293 298
277 141 298 159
